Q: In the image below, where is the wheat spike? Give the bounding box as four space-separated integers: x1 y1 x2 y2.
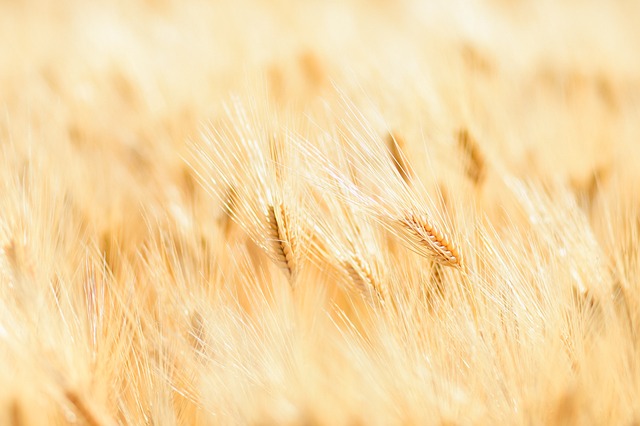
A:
458 128 485 186
343 254 388 304
398 212 462 267
266 203 296 278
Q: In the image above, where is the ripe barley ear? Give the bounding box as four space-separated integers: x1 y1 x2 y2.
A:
266 203 297 280
457 128 485 187
343 254 388 305
398 212 462 268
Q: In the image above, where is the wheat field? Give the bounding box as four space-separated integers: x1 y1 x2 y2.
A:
2 0 640 424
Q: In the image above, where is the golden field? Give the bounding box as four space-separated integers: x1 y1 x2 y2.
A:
1 0 640 424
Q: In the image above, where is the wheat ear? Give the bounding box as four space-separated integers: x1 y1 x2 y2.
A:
266 203 296 278
398 212 462 267
343 254 388 304
458 128 486 186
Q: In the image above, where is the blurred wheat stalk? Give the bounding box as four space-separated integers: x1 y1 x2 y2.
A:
0 0 639 424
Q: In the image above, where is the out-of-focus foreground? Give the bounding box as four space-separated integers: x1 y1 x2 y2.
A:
1 0 640 424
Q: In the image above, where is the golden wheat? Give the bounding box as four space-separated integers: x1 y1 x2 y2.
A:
2 0 640 424
396 212 462 267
